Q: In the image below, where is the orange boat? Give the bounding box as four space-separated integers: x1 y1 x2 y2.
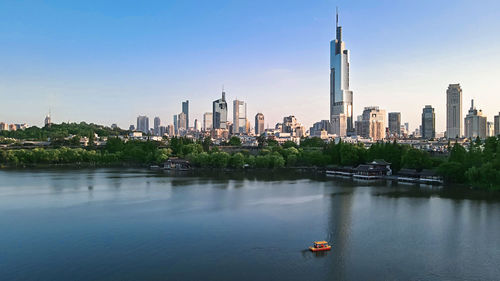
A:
309 241 332 252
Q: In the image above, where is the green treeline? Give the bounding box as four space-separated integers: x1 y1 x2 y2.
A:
1 135 499 190
0 139 169 166
0 122 128 142
438 137 500 190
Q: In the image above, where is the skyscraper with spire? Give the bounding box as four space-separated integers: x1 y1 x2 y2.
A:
329 9 353 136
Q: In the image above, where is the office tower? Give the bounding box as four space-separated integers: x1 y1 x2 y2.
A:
233 99 247 134
154 117 161 136
310 120 330 137
213 91 228 129
136 115 149 134
129 125 135 131
495 113 500 136
446 84 463 138
246 119 251 134
167 125 174 137
0 122 7 131
282 116 305 137
182 100 189 129
388 112 401 137
330 10 353 136
464 99 487 139
178 112 187 133
358 106 386 141
173 115 178 135
255 113 265 136
421 105 436 139
203 112 213 131
194 119 201 131
44 112 51 127
487 122 494 137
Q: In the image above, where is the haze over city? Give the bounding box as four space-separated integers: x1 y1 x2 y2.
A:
1 0 499 132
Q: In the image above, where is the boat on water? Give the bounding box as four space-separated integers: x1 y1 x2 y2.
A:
309 241 331 252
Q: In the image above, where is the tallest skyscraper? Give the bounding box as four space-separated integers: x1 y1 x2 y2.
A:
330 9 353 136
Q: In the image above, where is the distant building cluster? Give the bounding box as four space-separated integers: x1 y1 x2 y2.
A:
4 11 499 152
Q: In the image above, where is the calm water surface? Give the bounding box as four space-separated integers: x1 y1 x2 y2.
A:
0 168 499 281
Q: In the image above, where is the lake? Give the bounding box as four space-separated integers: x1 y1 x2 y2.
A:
0 168 499 281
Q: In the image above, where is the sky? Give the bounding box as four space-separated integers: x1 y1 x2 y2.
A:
1 0 499 132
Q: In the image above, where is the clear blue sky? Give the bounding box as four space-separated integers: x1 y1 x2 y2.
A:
1 0 499 132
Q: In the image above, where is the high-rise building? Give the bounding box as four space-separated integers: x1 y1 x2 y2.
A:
421 105 436 139
182 100 189 129
154 117 161 136
136 116 149 134
233 99 247 135
310 120 331 137
358 106 386 141
8 124 16 131
173 115 178 136
0 122 8 131
44 112 52 127
487 122 494 137
464 99 487 139
282 116 305 137
167 125 174 137
329 10 353 136
446 84 463 139
159 126 167 136
255 113 265 136
203 112 213 131
129 125 135 131
178 112 187 133
213 91 228 129
388 112 401 137
495 113 500 136
194 119 201 131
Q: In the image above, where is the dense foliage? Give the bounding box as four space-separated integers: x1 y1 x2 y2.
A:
437 137 500 190
0 139 169 166
0 122 128 141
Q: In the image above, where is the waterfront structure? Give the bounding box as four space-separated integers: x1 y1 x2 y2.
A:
254 113 265 136
203 112 213 131
329 10 353 136
173 115 178 135
182 100 189 129
421 105 436 139
446 84 463 139
357 106 386 141
233 99 247 134
136 115 149 134
495 113 500 136
388 112 401 137
464 99 487 139
154 117 161 136
213 91 228 129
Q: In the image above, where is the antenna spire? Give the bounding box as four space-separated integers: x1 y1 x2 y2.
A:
336 7 339 28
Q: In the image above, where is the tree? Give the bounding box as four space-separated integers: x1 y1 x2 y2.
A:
229 153 245 169
228 136 242 146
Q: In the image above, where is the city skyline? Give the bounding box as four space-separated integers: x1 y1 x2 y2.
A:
1 1 500 132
